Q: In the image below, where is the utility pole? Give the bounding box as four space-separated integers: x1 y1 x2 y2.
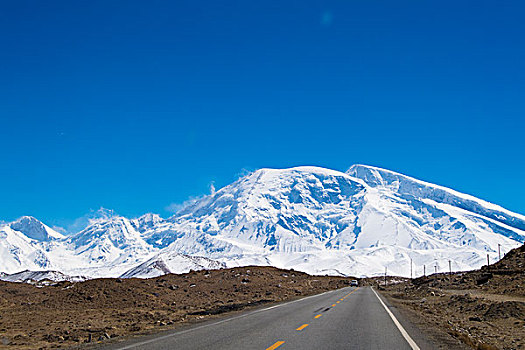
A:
410 258 413 279
449 260 452 275
498 244 501 260
487 254 490 267
423 265 426 277
434 265 437 274
384 267 387 287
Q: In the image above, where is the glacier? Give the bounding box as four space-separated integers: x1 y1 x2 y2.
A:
1 165 524 280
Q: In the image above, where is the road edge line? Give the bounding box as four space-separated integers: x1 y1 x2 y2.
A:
371 287 421 350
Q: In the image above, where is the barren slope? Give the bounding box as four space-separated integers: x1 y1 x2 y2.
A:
0 266 350 349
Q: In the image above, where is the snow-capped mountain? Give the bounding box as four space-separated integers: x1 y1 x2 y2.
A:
60 215 158 277
0 213 158 278
0 217 65 274
68 215 152 262
347 165 525 235
65 207 118 234
1 165 524 279
157 166 524 276
10 216 64 241
131 213 163 234
159 167 368 264
0 224 54 272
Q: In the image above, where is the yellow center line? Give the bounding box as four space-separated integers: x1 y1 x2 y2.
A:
314 314 322 319
296 323 309 331
332 287 359 307
344 287 359 297
266 341 285 350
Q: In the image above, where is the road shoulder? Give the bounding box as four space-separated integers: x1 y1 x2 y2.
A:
376 289 470 350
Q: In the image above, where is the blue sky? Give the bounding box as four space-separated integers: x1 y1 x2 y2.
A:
1 1 524 229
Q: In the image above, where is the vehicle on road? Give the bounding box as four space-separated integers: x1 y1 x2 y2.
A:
350 280 359 287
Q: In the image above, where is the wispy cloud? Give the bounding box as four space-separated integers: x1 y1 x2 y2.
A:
235 167 255 179
164 202 185 214
57 207 117 234
165 180 218 214
165 196 204 214
51 225 67 234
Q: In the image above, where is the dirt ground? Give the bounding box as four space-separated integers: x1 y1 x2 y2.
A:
372 244 525 350
0 266 350 349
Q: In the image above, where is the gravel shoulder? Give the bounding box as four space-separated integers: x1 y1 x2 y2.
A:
371 244 525 350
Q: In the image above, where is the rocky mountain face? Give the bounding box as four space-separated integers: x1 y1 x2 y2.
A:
1 165 524 280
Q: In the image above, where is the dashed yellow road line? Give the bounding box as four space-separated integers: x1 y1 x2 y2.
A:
344 287 359 298
266 341 285 350
333 288 359 306
268 287 360 350
296 323 309 331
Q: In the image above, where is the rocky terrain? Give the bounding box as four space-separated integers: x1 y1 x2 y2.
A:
376 244 525 350
0 266 350 349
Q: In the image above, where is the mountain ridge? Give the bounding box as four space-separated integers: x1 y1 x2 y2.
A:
347 164 525 231
1 164 524 280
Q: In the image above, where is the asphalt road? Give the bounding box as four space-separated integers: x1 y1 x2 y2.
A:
102 286 433 350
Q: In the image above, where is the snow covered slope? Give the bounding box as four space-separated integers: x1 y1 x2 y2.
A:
0 225 54 272
347 165 525 234
0 270 87 283
1 165 524 279
10 216 64 241
120 249 226 279
60 215 158 277
0 214 158 277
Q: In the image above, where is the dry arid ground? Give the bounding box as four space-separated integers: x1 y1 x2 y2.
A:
0 266 351 349
371 244 525 350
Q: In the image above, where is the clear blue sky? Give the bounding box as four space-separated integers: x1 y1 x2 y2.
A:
1 1 524 229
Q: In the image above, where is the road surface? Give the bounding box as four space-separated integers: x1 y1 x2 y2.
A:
102 286 433 350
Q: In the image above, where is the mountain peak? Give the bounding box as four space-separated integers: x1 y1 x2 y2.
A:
346 164 400 187
137 213 162 222
90 207 118 221
255 166 349 177
65 207 120 234
132 213 164 233
10 216 64 241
